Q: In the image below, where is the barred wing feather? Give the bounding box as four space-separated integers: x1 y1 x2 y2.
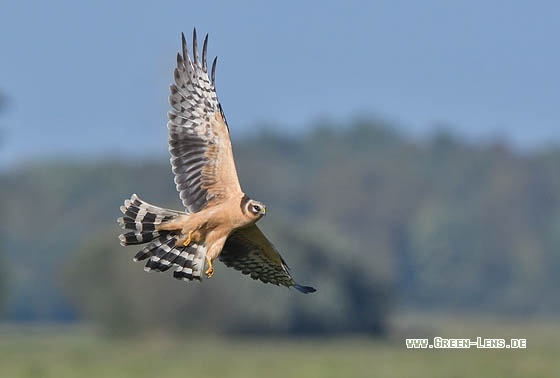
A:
168 29 242 213
220 225 316 294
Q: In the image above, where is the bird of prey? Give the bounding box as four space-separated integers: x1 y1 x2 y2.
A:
117 29 316 294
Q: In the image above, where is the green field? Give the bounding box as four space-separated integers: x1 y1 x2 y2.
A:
1 318 559 378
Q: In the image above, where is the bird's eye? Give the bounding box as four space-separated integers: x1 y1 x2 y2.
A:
252 205 261 213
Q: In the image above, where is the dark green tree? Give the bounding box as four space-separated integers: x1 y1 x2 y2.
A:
5 117 560 328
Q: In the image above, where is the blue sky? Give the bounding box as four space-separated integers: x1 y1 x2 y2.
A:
1 0 559 167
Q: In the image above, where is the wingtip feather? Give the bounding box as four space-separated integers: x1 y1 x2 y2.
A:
295 284 317 294
176 52 184 69
202 33 208 71
192 28 199 65
181 32 188 61
211 56 217 84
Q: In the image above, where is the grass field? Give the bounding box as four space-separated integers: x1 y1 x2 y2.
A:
1 318 559 378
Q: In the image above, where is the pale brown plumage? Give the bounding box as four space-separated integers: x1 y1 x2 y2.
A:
117 29 315 294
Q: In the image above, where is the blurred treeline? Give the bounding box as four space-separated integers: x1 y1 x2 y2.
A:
2 119 560 335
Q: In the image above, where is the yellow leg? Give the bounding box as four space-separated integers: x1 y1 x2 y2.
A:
205 256 214 278
183 231 193 247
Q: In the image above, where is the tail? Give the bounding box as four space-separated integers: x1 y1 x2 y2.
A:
117 194 207 281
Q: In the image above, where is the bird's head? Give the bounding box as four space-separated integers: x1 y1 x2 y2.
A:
242 196 267 220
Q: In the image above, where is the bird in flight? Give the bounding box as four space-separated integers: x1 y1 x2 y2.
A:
117 29 316 294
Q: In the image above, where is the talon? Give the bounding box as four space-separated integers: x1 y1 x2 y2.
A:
205 256 214 278
183 231 192 247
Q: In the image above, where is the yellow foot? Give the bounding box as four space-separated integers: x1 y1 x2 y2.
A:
183 231 193 247
205 256 214 278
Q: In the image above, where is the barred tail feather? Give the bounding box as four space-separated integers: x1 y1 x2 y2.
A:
117 194 181 246
118 194 207 281
143 241 206 280
133 235 177 263
172 243 207 281
143 237 181 272
119 230 165 246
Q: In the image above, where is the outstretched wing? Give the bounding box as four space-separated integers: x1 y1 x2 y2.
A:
168 29 242 214
220 225 316 294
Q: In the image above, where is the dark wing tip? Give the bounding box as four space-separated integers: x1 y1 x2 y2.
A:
295 283 317 294
192 28 199 65
202 34 209 71
181 32 188 60
211 56 218 84
176 52 184 68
